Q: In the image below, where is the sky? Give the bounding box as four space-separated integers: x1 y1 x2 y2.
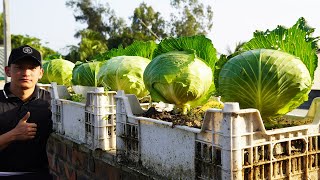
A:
0 0 320 55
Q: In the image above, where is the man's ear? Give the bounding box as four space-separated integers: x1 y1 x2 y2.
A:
38 68 44 80
5 66 11 77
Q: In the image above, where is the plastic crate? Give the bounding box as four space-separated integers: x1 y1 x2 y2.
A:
50 83 117 151
115 90 320 180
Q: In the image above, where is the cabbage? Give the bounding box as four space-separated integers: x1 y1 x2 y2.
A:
72 61 102 87
38 60 50 84
42 59 75 86
144 35 218 114
144 51 213 114
240 17 318 80
219 49 312 121
97 56 150 98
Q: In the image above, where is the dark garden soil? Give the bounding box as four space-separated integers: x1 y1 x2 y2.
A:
138 97 224 128
141 106 204 128
140 104 312 130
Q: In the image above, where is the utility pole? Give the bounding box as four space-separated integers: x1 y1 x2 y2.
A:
3 0 11 82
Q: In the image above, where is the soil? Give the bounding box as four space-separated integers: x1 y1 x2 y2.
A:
141 106 204 128
264 116 313 130
139 103 312 130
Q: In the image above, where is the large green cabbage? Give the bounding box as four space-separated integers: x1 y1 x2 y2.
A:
39 60 50 84
97 56 150 98
72 61 102 87
42 59 75 86
144 51 213 114
144 35 218 114
219 49 311 121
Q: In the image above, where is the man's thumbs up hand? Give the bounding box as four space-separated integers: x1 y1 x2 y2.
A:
13 112 37 140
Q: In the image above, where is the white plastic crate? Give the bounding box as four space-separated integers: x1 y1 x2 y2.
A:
38 82 70 134
50 83 117 151
115 90 320 180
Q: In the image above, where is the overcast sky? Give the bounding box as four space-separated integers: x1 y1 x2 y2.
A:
1 0 319 54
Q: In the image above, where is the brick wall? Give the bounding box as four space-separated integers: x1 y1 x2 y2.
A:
47 133 151 180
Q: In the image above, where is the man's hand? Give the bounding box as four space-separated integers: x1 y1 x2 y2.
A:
12 112 37 140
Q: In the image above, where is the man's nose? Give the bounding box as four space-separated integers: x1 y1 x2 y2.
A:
21 68 32 76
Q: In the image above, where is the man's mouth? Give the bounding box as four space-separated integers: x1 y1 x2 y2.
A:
20 79 32 82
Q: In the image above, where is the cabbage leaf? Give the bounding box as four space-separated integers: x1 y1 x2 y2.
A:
72 61 102 87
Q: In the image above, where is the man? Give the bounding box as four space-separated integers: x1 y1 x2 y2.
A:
0 45 53 179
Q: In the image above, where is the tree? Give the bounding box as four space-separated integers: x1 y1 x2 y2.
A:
66 0 127 46
66 0 214 58
64 45 81 63
11 35 56 58
77 29 107 61
169 0 213 37
130 3 168 41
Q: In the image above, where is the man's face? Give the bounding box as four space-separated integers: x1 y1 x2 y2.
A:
5 58 43 90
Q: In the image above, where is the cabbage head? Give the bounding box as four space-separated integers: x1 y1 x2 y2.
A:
144 51 213 114
97 56 150 98
42 59 75 86
39 60 50 84
219 49 311 121
72 61 102 87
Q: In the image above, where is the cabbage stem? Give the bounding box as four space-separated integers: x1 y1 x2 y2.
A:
174 104 191 115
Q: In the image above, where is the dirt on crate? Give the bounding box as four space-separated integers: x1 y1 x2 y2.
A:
141 106 204 128
264 116 313 130
139 99 312 130
139 99 224 128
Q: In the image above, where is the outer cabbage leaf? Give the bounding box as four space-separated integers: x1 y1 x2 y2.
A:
219 49 311 121
93 40 157 61
144 51 213 114
72 61 102 87
240 17 319 80
97 56 150 98
153 35 217 68
42 59 75 86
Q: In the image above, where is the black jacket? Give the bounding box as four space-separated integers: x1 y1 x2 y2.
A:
0 83 53 172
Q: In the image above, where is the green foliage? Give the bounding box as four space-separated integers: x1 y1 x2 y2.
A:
44 54 64 60
69 93 85 102
66 0 127 49
240 17 319 79
66 0 213 57
94 40 157 61
64 45 81 63
130 3 168 41
169 0 213 36
10 34 57 58
78 30 108 61
72 61 103 87
153 35 218 68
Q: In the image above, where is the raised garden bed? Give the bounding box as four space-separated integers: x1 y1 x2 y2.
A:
115 90 320 180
